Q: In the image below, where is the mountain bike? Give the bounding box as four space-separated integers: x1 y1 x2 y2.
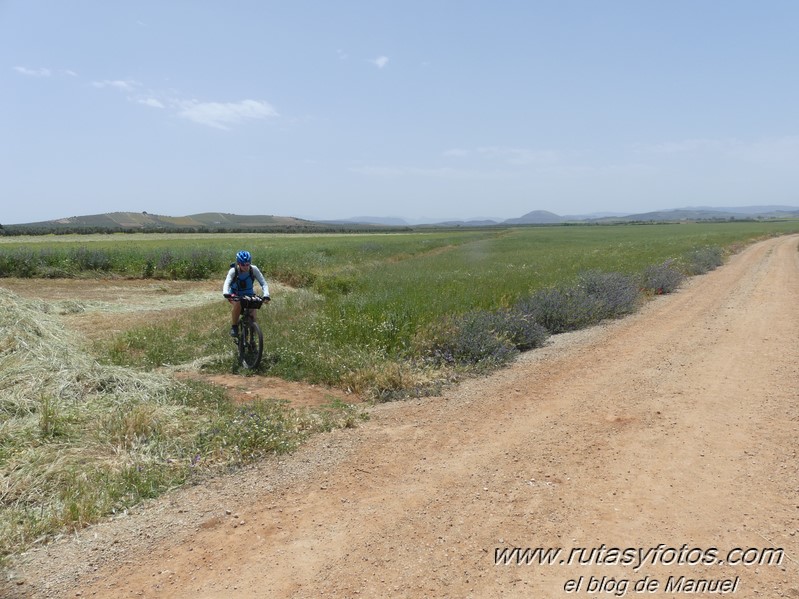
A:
225 294 267 369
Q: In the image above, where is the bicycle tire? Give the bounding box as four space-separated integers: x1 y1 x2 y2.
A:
238 320 263 369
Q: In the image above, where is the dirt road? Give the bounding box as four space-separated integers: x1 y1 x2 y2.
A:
5 235 799 598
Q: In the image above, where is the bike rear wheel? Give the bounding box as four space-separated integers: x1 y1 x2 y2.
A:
238 320 263 369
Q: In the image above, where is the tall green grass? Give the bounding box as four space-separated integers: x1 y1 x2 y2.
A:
0 231 494 281
296 223 795 355
1 222 795 284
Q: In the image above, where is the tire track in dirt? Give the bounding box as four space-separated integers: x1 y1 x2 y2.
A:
5 235 799 598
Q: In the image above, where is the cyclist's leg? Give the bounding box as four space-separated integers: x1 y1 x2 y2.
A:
231 301 242 326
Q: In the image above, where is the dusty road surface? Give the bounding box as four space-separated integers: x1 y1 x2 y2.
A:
4 235 798 598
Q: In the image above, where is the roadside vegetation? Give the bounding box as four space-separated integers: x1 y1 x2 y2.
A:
0 221 796 559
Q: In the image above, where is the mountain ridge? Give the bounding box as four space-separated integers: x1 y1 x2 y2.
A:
5 205 799 231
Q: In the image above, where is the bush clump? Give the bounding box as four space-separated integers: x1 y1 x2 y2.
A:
69 246 114 271
516 270 639 334
641 260 684 295
684 246 724 275
427 308 549 368
516 287 591 334
428 310 517 368
0 248 38 278
499 308 550 351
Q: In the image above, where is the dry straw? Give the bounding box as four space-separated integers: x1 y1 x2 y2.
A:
0 287 176 410
0 287 189 554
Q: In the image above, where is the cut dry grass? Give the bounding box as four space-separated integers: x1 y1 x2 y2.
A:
0 288 366 559
0 287 181 554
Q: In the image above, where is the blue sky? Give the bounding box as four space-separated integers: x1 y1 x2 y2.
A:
3 1 799 224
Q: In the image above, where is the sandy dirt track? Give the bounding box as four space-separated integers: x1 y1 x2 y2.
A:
4 235 799 598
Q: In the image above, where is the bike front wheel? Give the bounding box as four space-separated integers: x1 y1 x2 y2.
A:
238 321 263 369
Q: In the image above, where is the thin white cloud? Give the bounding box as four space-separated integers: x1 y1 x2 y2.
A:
736 136 799 166
636 136 799 167
87 74 279 130
15 66 78 79
444 146 561 164
92 79 140 91
477 146 561 165
175 99 278 130
638 138 734 155
541 163 657 179
137 97 165 109
371 56 389 69
349 165 504 180
349 165 404 177
14 66 52 77
337 49 348 60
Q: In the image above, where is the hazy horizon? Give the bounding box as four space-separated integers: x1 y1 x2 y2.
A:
8 203 799 228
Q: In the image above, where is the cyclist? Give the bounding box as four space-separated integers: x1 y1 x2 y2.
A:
223 250 270 337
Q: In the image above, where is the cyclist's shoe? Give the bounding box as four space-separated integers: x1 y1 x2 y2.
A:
229 325 239 338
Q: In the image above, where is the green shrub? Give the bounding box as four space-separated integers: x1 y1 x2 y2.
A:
515 270 639 334
518 288 587 333
70 247 113 271
0 249 37 277
684 246 724 275
576 270 639 318
641 260 684 294
426 306 548 370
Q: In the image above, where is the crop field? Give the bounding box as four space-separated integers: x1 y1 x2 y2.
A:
3 221 798 385
1 220 798 559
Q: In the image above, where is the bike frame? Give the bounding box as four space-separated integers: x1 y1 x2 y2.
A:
227 295 265 369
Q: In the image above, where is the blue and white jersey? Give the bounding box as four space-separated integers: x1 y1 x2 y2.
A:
223 264 269 297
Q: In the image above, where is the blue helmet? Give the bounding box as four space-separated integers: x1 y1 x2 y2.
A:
236 250 251 264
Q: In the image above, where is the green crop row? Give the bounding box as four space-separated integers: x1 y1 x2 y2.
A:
0 230 494 282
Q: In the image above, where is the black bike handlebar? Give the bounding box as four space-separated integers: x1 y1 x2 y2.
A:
224 294 269 300
224 293 269 307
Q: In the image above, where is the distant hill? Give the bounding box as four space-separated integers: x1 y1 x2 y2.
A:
309 206 799 227
563 211 631 220
429 219 500 227
5 205 798 235
7 211 377 233
503 210 565 224
321 216 411 226
590 207 799 223
684 205 799 215
37 211 318 229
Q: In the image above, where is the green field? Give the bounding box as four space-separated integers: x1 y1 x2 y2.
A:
1 220 798 558
4 220 799 390
5 221 797 385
